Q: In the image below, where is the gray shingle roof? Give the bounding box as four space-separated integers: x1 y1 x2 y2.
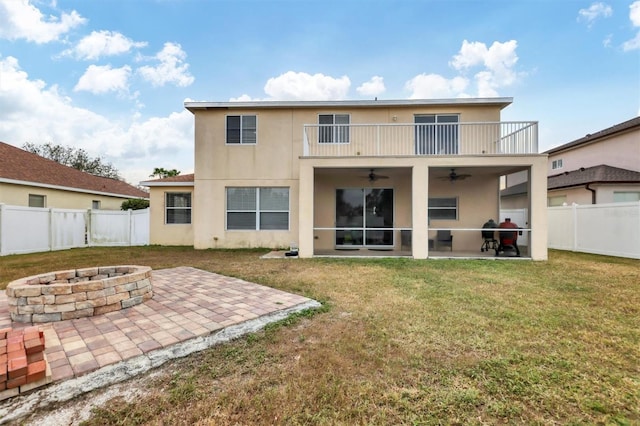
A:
548 165 640 190
544 116 640 154
140 173 194 187
0 142 148 198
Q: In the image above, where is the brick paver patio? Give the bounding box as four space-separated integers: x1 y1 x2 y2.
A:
0 267 318 384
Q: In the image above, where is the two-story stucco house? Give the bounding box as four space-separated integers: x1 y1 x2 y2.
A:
143 98 548 260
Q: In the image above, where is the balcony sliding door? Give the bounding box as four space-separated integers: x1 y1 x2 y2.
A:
415 114 459 155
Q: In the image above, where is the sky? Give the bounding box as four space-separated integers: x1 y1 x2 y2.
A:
0 0 639 187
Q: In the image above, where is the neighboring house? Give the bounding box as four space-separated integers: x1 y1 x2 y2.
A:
144 98 548 260
139 173 194 246
545 116 640 206
501 115 640 207
0 142 148 210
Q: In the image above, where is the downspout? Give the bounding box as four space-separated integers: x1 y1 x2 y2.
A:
585 183 596 204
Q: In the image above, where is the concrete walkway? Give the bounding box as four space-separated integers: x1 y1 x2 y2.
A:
0 267 320 423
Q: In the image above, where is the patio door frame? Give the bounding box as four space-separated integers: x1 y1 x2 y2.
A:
335 187 395 249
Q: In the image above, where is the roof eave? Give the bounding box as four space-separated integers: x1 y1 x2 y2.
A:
140 181 194 187
0 178 149 199
184 97 514 112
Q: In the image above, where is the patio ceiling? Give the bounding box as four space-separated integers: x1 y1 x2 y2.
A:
314 166 527 180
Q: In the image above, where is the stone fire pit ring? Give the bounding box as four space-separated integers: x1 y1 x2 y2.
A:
6 266 153 323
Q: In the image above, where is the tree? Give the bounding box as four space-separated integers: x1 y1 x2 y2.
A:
149 167 181 179
22 142 121 179
121 199 149 210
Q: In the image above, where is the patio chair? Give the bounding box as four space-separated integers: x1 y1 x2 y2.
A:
436 230 453 251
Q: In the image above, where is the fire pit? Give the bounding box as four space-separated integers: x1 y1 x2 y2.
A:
6 266 153 323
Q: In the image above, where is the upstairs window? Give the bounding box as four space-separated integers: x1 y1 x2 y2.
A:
551 159 563 170
226 115 257 144
319 114 350 143
165 192 192 224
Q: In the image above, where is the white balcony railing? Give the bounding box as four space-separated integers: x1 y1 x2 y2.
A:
302 122 538 157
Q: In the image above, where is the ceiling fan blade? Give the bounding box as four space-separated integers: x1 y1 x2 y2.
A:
437 168 472 181
361 169 389 182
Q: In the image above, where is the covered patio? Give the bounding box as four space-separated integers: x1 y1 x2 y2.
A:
298 159 543 259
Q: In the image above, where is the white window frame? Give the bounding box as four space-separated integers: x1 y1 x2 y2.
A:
226 187 290 231
548 195 567 207
428 197 458 221
92 200 101 210
318 114 350 144
613 191 640 202
28 194 46 208
551 159 563 170
165 192 192 224
226 115 257 145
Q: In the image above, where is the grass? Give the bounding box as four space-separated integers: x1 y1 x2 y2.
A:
1 247 639 425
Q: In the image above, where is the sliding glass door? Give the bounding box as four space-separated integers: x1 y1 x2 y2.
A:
336 188 394 247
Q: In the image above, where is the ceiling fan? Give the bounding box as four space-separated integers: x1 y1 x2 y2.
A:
362 169 389 182
439 168 471 182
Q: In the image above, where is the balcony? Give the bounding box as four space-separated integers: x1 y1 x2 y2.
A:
302 122 538 157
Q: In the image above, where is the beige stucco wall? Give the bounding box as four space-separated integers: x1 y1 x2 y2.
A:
192 103 503 251
0 182 140 210
193 104 504 183
548 130 640 175
194 178 298 249
148 186 194 246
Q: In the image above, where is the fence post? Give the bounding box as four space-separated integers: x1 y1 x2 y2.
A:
86 209 92 246
572 203 578 251
0 204 4 256
48 208 54 252
128 209 133 246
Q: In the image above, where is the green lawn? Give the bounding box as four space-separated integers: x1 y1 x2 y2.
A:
1 247 638 425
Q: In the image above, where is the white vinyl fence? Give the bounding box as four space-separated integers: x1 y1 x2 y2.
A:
548 202 640 259
0 204 149 256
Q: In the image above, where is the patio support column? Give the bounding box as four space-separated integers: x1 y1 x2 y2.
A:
412 164 429 259
298 162 314 258
529 159 549 260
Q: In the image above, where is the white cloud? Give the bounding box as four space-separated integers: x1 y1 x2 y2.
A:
74 64 132 94
577 2 613 27
0 56 193 186
449 40 487 69
263 71 351 100
62 30 147 60
631 0 640 25
451 40 518 74
229 94 261 102
0 0 85 43
137 42 194 87
405 74 469 99
623 1 640 51
445 39 520 97
405 39 521 99
356 76 386 97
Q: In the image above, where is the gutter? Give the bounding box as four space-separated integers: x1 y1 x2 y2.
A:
585 183 597 204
